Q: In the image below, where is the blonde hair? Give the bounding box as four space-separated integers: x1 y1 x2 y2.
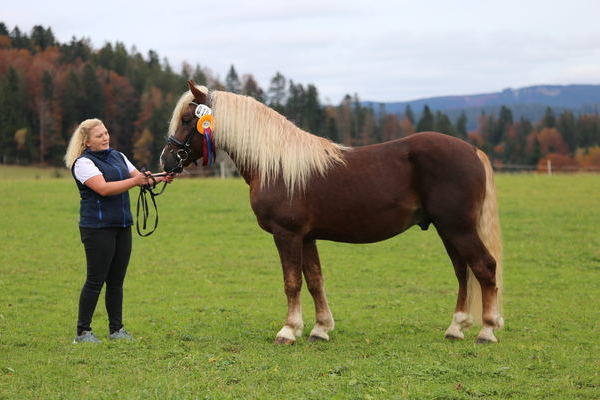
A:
64 118 103 168
168 85 346 194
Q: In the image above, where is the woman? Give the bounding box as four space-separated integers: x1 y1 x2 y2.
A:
64 118 173 343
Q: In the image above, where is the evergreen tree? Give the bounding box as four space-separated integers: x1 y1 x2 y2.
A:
225 65 241 93
576 115 600 148
192 65 207 86
0 67 29 163
433 111 456 136
490 105 513 145
528 136 541 164
267 72 287 113
97 43 115 70
557 111 576 152
10 26 31 50
337 95 354 145
416 105 434 132
60 71 82 135
241 74 265 102
351 94 366 142
38 70 55 163
542 106 556 128
31 25 56 51
60 37 92 63
80 64 104 118
285 81 305 126
456 112 468 138
113 42 128 75
0 22 8 36
515 117 533 164
324 113 339 142
303 84 323 134
147 50 160 69
404 105 415 124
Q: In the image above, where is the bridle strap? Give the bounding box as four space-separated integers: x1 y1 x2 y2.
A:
135 171 169 237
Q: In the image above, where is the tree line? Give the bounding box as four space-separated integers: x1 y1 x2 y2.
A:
1 23 599 171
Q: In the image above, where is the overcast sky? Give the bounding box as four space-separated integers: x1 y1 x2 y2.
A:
4 0 600 103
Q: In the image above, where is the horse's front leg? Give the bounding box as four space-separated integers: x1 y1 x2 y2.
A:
273 230 304 344
302 240 334 341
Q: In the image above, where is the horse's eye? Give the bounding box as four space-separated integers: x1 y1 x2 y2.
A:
182 117 191 123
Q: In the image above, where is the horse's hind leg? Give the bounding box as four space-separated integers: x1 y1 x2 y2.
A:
438 228 503 343
440 237 473 340
273 230 304 344
302 240 334 341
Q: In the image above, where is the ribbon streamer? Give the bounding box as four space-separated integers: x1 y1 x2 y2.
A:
197 114 216 166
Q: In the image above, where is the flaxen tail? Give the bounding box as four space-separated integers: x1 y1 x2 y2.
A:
467 150 503 325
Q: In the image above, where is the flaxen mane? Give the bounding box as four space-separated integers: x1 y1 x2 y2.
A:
168 86 346 193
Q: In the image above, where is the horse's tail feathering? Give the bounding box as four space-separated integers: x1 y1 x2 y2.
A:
467 150 503 325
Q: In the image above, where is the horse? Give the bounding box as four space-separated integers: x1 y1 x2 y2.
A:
160 81 504 344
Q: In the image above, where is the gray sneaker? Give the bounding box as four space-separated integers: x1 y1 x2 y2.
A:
73 330 102 344
109 328 133 340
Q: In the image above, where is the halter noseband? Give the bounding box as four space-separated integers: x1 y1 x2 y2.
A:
165 101 215 173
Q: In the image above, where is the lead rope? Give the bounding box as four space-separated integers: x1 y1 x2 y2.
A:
136 170 169 237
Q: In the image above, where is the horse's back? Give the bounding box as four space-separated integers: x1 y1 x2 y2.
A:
309 132 487 239
251 131 486 243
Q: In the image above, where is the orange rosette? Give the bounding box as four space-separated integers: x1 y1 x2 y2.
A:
197 114 214 134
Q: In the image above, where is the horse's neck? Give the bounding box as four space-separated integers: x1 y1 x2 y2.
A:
222 148 256 186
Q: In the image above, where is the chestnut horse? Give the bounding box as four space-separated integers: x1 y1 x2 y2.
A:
161 81 504 344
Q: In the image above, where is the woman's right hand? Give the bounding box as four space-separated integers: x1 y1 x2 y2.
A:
132 172 151 187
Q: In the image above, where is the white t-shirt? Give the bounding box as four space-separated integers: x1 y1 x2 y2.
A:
73 152 137 184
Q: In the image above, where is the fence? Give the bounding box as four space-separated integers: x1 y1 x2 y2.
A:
492 161 600 174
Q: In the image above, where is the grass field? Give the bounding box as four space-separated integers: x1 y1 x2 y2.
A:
0 169 598 399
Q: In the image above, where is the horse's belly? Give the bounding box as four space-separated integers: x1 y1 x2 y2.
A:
308 206 419 243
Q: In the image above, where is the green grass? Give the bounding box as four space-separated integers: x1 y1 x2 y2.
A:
0 165 69 180
0 170 599 399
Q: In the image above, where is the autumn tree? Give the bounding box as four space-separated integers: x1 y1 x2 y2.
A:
133 128 154 167
381 113 402 142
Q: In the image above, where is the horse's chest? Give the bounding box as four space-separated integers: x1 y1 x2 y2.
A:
249 187 308 233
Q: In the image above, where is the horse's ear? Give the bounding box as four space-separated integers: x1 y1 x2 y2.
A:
188 80 207 104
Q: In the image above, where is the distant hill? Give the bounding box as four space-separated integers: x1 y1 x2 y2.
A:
365 84 600 129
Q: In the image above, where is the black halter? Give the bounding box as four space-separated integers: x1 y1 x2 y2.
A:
165 127 197 174
165 101 209 173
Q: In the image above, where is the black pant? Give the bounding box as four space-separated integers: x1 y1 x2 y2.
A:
77 226 132 335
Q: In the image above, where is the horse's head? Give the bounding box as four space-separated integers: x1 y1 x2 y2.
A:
160 80 211 173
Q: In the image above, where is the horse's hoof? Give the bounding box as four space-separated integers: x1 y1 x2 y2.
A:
274 336 295 345
308 335 329 342
444 325 465 340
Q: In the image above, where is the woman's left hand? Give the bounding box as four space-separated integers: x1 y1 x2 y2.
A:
163 173 175 183
148 172 175 184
